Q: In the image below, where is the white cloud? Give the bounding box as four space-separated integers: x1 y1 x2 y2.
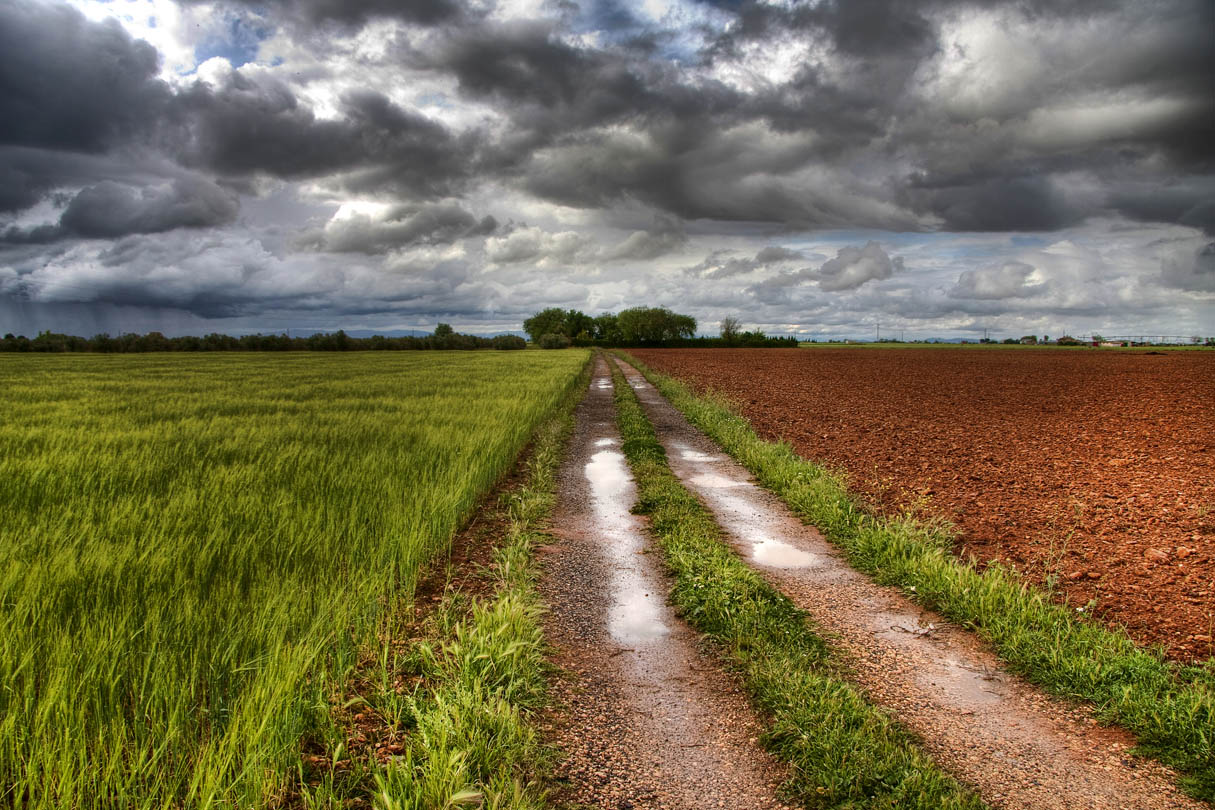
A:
813 241 903 291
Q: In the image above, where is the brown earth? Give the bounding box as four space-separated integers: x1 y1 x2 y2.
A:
629 347 1215 662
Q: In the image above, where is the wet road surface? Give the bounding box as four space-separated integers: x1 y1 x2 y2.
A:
537 355 793 810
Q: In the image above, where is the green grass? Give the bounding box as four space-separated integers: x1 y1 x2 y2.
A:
332 360 588 810
608 357 985 810
619 352 1215 801
0 350 589 809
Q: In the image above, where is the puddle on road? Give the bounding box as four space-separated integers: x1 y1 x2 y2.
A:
690 472 745 489
610 587 668 645
667 441 820 569
585 447 670 645
752 537 819 568
872 608 936 644
670 441 705 459
586 449 631 500
871 610 1003 705
933 657 1005 705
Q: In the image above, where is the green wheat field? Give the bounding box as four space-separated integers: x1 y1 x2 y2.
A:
0 350 589 808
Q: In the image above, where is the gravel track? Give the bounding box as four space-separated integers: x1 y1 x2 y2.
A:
615 357 1204 810
538 356 793 810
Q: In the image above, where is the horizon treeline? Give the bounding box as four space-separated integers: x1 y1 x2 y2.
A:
523 306 798 347
1 309 801 353
0 324 527 353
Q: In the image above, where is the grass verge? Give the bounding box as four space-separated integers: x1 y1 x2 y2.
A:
618 351 1215 801
608 357 985 810
294 357 592 809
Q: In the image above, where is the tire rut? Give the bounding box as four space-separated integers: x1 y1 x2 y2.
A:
538 355 794 810
614 357 1204 810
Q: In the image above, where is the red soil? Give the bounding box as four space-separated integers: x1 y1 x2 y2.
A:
630 348 1215 662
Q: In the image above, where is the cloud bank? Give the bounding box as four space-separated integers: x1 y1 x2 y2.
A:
0 0 1211 338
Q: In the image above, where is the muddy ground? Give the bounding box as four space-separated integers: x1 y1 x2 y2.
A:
629 348 1214 661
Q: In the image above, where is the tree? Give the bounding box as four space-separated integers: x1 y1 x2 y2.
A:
434 323 454 337
593 313 621 344
522 308 567 343
720 316 741 343
565 309 594 341
617 307 696 344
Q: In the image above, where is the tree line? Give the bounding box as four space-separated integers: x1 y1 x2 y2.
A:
523 307 797 347
0 325 528 353
2 309 800 353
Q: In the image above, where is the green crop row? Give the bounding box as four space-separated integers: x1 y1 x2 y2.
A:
618 352 1214 801
0 351 589 808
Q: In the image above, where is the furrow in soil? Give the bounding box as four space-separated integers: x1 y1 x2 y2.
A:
538 355 793 810
614 357 1203 810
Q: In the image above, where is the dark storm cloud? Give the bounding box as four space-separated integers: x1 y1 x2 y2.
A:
63 178 236 238
174 76 477 196
604 219 688 260
305 203 496 254
902 175 1088 232
181 0 467 28
0 1 170 154
1108 180 1215 235
1161 242 1215 292
2 178 238 243
409 19 739 141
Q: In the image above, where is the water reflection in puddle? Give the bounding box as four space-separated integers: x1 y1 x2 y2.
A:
585 447 670 645
690 472 744 489
610 588 668 644
586 449 631 499
752 537 818 568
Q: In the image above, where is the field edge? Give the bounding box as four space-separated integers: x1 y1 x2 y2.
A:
295 351 594 808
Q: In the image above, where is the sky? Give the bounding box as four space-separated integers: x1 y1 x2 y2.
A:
0 0 1212 340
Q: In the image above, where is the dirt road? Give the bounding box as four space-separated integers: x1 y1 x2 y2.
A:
614 357 1202 810
538 356 793 810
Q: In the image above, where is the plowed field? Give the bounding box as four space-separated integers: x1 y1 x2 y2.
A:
629 348 1215 662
